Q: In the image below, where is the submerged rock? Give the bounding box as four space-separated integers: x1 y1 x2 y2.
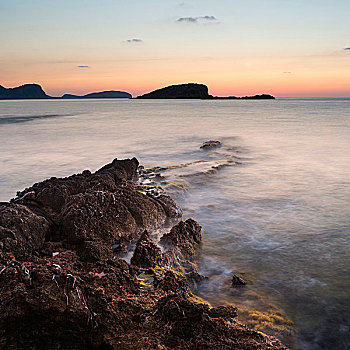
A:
200 140 221 149
0 157 287 349
232 274 247 287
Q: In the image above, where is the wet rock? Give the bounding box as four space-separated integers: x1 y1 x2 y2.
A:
209 305 238 319
185 270 209 290
0 203 50 259
154 194 182 219
200 140 221 149
0 157 287 350
131 231 163 268
160 218 202 258
232 274 247 286
95 157 139 181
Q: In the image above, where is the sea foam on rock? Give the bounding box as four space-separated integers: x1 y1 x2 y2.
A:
0 157 287 349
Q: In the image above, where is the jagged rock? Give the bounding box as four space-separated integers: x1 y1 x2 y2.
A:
12 157 176 254
160 218 202 258
131 231 163 268
0 203 50 259
0 158 287 350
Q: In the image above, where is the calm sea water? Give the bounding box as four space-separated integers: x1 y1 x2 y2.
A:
0 99 349 349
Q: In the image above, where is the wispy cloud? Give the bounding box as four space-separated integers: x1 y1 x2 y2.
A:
344 47 350 51
126 38 143 43
177 17 197 23
177 16 218 24
77 65 89 68
283 71 292 74
177 2 191 8
201 16 217 21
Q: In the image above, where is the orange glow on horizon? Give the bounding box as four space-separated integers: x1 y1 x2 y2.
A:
2 57 350 98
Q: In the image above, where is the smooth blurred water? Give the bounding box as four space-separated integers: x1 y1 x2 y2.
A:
0 98 349 349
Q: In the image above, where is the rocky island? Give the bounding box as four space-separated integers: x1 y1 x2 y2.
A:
0 84 132 100
0 157 286 349
137 83 275 100
0 83 274 100
62 91 132 99
0 84 50 100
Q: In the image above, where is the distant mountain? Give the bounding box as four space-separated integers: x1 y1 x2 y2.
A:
0 84 49 100
0 84 132 100
137 83 211 99
62 91 132 99
137 83 275 100
0 83 274 101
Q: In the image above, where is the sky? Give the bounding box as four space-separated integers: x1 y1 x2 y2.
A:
0 0 349 97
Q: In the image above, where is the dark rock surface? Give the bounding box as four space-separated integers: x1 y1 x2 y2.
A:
62 91 132 99
0 84 49 99
232 274 247 286
130 231 163 268
0 157 287 349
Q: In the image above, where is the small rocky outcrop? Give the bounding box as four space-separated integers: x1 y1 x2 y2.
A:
232 274 247 286
130 231 163 268
160 219 202 259
200 140 221 149
0 157 287 349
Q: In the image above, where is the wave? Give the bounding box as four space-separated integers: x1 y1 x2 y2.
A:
0 114 72 124
138 143 243 199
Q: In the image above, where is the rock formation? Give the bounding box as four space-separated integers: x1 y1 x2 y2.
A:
0 84 132 100
0 84 49 99
1 82 274 100
200 140 222 149
0 157 286 349
137 83 275 100
137 83 211 99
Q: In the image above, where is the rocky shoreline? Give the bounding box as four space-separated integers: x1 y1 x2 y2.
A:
0 157 287 349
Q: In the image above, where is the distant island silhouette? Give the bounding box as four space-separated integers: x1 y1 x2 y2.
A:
0 83 275 100
137 83 275 100
62 91 132 99
0 84 49 99
0 84 132 100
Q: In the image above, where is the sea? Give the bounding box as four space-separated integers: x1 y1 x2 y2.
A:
0 98 349 349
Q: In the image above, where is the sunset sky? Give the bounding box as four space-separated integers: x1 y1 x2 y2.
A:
1 0 349 97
